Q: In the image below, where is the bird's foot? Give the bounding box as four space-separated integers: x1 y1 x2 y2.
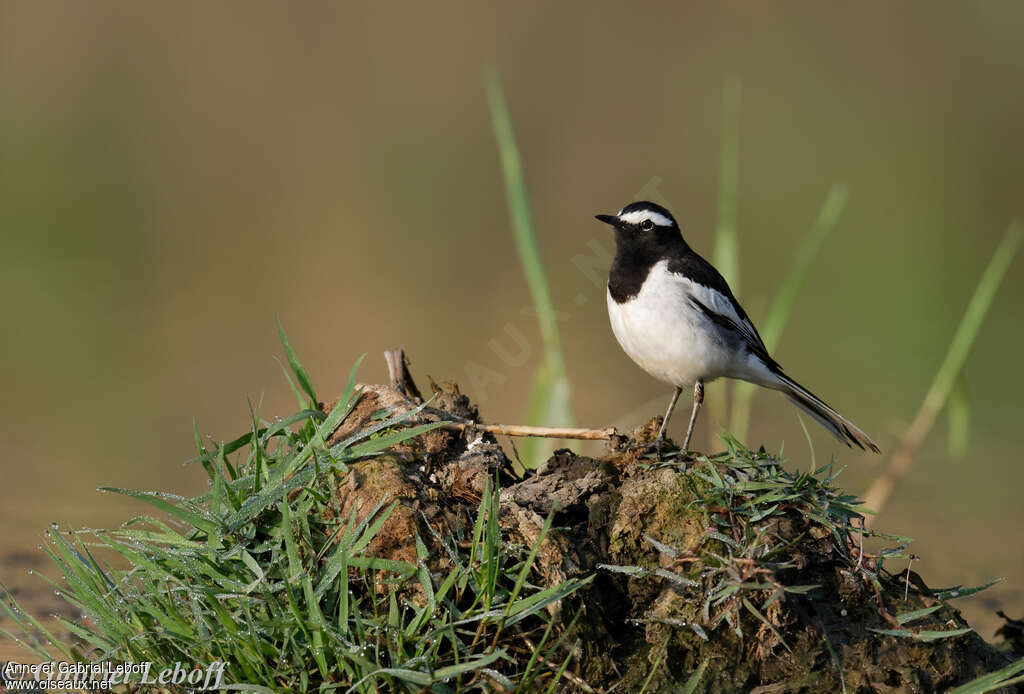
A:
635 436 680 459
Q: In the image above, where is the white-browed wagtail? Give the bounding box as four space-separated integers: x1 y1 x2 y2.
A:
596 201 879 454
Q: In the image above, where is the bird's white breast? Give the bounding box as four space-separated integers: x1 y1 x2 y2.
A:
606 260 744 387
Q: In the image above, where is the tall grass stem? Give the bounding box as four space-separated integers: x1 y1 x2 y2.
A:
863 222 1021 525
707 75 743 431
485 69 574 467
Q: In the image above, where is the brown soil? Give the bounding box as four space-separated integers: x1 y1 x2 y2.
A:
305 376 1021 693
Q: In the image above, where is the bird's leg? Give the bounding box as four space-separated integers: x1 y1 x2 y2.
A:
681 380 705 453
653 386 683 448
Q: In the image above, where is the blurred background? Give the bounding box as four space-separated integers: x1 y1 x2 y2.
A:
1 1 1021 641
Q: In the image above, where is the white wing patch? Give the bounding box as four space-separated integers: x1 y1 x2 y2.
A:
681 276 766 353
617 209 674 228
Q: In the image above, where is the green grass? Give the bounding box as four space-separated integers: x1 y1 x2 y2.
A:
486 70 575 469
705 75 1021 479
705 76 743 427
948 656 1024 694
2 325 1017 690
712 74 743 298
626 436 918 642
913 223 1021 430
599 434 1006 688
0 328 589 692
862 223 1021 515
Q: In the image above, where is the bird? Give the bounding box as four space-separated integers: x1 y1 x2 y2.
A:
596 200 879 454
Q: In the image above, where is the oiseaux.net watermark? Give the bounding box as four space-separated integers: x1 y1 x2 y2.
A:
3 660 227 691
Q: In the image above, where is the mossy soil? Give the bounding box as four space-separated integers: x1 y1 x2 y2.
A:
317 380 1020 693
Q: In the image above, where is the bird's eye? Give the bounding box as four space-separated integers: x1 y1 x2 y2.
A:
640 219 655 231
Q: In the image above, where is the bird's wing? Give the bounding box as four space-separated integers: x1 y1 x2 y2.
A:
687 289 779 372
667 251 776 369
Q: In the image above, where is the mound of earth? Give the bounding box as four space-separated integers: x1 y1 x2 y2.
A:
315 356 1019 693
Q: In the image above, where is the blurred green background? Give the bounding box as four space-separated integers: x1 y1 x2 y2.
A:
1 1 1021 640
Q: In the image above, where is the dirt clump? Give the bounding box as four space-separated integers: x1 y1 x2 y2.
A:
320 375 1019 693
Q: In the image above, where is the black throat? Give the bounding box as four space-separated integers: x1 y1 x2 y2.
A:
608 227 739 307
607 228 690 303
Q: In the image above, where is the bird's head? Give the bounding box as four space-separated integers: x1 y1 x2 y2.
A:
595 201 680 246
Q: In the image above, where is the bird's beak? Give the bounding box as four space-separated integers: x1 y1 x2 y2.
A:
595 214 618 226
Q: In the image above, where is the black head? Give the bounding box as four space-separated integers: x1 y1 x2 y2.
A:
595 201 683 247
598 201 692 301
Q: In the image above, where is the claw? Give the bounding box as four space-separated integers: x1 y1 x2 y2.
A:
638 435 677 459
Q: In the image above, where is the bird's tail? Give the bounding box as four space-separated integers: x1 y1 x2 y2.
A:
769 372 880 453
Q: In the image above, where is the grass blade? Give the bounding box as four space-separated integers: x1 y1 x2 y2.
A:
868 626 973 641
343 421 445 460
947 657 1024 694
680 657 710 694
713 74 743 295
707 74 742 428
638 637 670 694
947 375 970 458
99 488 220 535
931 580 1002 601
895 605 942 625
485 68 574 468
276 316 317 408
863 222 1022 522
3 350 594 692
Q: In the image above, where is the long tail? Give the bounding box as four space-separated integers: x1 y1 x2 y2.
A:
769 372 880 453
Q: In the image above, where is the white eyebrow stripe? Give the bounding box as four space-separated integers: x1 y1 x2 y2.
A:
617 209 674 227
